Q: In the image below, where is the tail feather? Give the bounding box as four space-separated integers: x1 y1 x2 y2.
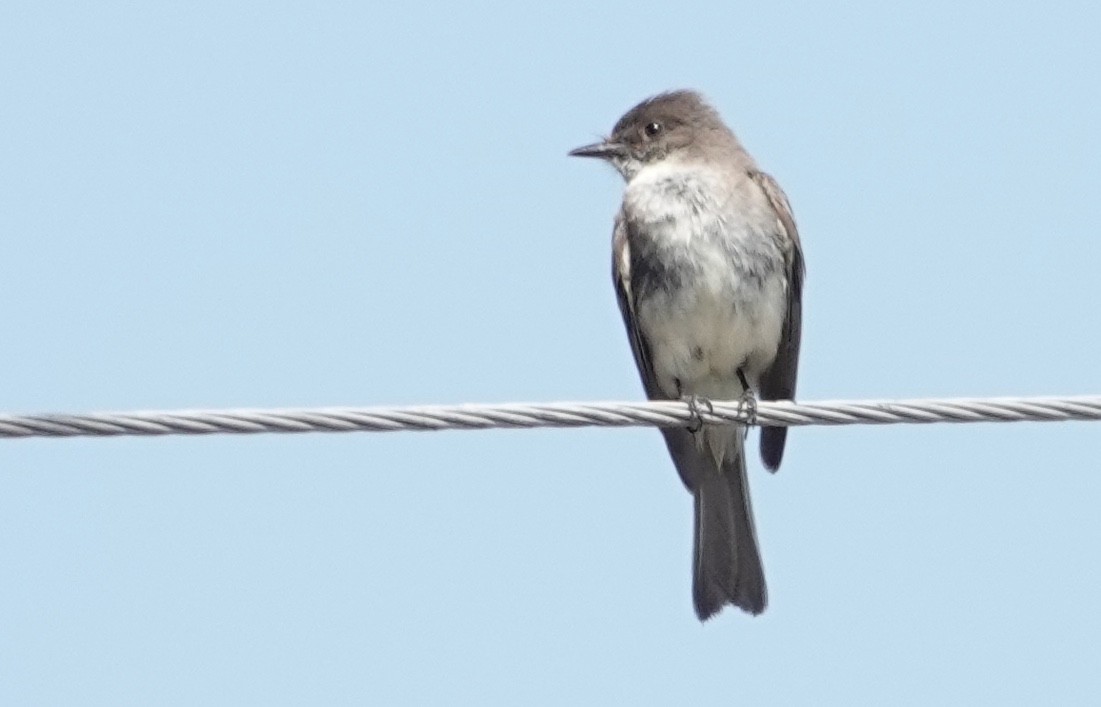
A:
760 426 788 472
665 427 766 620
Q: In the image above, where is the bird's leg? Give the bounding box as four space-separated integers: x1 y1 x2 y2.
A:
676 378 713 434
735 367 758 429
683 394 714 434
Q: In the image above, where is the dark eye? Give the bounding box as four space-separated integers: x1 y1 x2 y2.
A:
644 121 663 137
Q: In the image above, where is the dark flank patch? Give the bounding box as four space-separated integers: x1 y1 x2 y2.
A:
633 253 681 296
628 223 689 299
692 346 705 362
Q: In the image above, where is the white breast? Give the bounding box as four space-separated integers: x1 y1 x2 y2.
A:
623 162 787 400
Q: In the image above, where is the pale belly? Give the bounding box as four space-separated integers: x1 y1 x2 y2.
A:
636 271 787 400
623 162 789 400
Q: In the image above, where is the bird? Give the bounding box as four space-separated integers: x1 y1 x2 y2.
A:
569 90 804 620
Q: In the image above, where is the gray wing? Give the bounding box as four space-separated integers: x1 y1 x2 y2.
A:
613 212 702 493
750 171 805 472
612 211 664 401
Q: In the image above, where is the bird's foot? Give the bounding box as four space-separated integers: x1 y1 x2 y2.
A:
683 395 714 434
737 387 758 429
736 368 751 392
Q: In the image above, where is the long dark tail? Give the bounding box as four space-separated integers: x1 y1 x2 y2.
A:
663 427 767 620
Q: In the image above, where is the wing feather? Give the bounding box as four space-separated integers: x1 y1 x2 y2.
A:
750 171 805 472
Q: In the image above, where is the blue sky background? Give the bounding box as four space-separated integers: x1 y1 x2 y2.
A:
2 1 1100 704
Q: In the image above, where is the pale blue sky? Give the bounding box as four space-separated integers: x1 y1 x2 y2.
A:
2 1 1100 704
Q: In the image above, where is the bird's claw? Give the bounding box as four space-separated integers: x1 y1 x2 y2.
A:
684 395 714 434
738 388 758 428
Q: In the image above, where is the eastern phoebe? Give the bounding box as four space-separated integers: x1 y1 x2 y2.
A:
570 90 805 621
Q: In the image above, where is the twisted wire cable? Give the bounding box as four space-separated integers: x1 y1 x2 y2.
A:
1 395 1099 440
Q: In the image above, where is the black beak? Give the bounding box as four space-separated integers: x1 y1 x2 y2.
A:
568 141 627 159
